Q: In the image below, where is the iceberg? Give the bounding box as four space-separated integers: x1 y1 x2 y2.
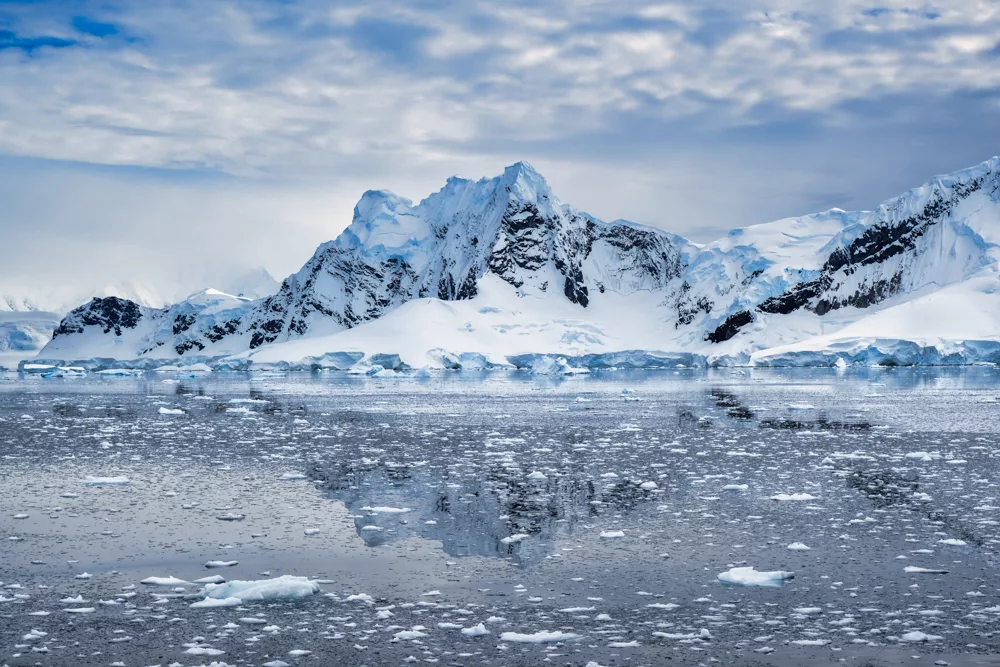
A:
200 575 320 603
717 567 794 587
499 630 582 643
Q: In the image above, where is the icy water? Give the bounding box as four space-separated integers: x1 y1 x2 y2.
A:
2 369 1000 667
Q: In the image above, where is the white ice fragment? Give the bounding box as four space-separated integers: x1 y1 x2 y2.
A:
652 629 712 640
279 472 307 480
900 631 942 642
500 630 582 643
526 471 548 482
141 576 191 587
461 623 489 636
360 506 411 513
905 451 942 462
83 476 130 486
599 530 625 539
205 561 238 568
787 543 811 551
770 493 816 501
717 567 794 587
158 407 184 415
201 576 319 603
938 538 967 546
904 566 948 574
501 534 529 545
190 597 242 609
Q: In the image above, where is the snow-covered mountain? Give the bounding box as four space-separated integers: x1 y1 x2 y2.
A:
34 157 1000 369
1 268 279 369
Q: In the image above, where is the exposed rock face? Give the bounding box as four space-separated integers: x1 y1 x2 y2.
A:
52 297 146 338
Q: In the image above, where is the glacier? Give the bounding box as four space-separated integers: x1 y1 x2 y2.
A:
27 156 1000 371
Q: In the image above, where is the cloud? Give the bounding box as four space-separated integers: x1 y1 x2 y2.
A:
0 0 998 300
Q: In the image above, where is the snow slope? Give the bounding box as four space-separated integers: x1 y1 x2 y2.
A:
0 311 62 370
34 156 1000 369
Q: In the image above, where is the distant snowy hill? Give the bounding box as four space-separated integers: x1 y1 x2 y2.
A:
0 311 62 370
1 268 278 369
34 157 1000 370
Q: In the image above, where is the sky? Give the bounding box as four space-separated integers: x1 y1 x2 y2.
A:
1 0 999 308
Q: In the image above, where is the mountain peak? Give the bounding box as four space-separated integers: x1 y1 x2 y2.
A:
500 161 554 206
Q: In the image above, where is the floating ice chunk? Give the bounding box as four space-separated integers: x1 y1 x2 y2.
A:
639 481 658 490
501 534 529 545
394 629 428 640
769 493 816 501
900 631 942 642
201 575 319 603
158 407 185 415
279 472 307 480
559 607 595 613
717 567 794 587
904 566 948 574
360 506 411 513
723 484 748 491
787 543 811 551
646 603 679 610
794 607 823 615
438 622 461 629
141 576 191 587
190 596 242 609
304 528 321 536
938 538 967 546
205 561 238 568
64 607 96 613
788 403 815 410
526 471 548 482
84 476 130 486
905 451 942 462
791 639 829 646
74 572 92 579
216 513 245 521
461 623 489 636
600 530 625 539
264 661 291 667
60 595 86 603
652 629 712 640
288 649 312 656
13 513 28 519
183 646 225 656
345 593 373 603
500 630 582 643
194 575 226 585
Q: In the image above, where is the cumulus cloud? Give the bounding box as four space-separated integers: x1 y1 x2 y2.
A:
0 0 998 301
